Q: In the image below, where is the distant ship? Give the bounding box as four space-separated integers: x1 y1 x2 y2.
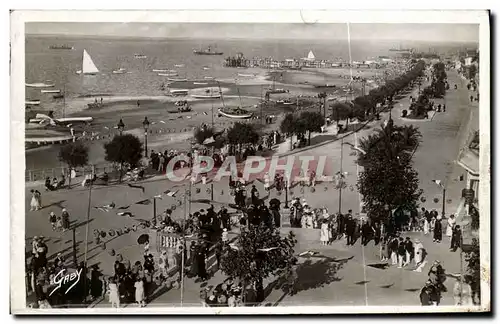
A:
389 45 412 52
193 45 223 56
49 45 74 50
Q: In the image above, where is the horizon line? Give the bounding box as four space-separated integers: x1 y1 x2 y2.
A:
25 33 479 44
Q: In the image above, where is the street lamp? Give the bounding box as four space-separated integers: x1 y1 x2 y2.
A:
432 179 446 219
117 119 125 135
142 117 150 158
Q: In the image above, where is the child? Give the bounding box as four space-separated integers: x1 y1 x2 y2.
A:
55 216 63 232
320 219 330 245
108 278 120 308
134 277 145 307
48 212 57 231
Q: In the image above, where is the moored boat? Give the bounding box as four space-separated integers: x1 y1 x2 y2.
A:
26 82 55 88
167 78 188 82
40 89 61 93
112 68 127 74
49 45 74 50
217 107 253 119
158 73 179 77
134 54 147 59
26 100 41 105
193 82 208 85
192 93 221 99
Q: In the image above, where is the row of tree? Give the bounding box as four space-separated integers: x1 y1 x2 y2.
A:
408 62 448 118
279 111 325 146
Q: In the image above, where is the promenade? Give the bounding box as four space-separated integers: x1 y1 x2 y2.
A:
23 69 477 307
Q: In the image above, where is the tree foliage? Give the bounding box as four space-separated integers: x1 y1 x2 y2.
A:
227 122 259 146
193 126 215 145
220 224 297 301
104 134 143 168
58 142 89 168
299 111 325 145
357 122 423 221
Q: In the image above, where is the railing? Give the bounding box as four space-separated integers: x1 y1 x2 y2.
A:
25 163 118 183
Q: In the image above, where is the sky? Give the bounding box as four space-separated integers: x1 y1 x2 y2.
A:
25 22 479 43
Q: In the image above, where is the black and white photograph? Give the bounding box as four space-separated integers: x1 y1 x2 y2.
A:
9 10 490 314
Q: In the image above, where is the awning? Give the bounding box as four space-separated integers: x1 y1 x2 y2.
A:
457 149 479 177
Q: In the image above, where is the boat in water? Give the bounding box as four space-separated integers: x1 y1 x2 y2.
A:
112 68 127 74
193 46 223 56
192 90 221 99
314 84 337 89
134 54 147 59
174 64 185 68
26 100 41 105
158 73 179 77
204 76 215 80
267 88 289 94
167 78 188 82
153 69 168 73
167 88 189 97
53 94 64 99
49 45 74 50
202 66 211 70
40 89 60 93
193 82 208 85
26 82 55 88
237 73 255 77
76 49 99 75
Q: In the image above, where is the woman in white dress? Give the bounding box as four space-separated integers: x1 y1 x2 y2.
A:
135 278 145 307
446 214 456 238
263 172 270 191
320 220 330 245
30 190 39 211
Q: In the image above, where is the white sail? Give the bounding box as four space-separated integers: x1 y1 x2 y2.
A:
82 49 99 74
307 50 315 60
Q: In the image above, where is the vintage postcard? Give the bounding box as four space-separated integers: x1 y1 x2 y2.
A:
10 10 490 314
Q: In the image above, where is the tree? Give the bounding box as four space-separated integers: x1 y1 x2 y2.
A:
104 134 143 182
58 142 89 188
193 125 215 145
467 64 477 80
357 123 423 222
220 224 297 303
331 102 352 128
300 111 325 145
227 122 259 153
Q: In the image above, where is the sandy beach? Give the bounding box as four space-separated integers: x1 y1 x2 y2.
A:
25 65 393 171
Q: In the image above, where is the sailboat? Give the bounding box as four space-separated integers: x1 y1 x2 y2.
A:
217 82 253 119
76 49 99 75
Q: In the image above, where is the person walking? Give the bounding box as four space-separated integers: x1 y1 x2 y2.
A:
414 239 424 267
48 212 57 231
433 216 443 243
446 214 456 238
320 219 330 246
450 225 462 252
61 208 70 231
404 237 414 267
135 277 145 307
397 237 406 268
388 236 397 265
30 190 40 211
345 216 355 246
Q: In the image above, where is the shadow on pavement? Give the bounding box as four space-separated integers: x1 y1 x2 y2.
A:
41 200 66 210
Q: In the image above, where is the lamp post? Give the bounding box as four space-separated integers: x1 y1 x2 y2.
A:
117 119 125 136
284 179 289 208
432 179 446 218
143 117 150 158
